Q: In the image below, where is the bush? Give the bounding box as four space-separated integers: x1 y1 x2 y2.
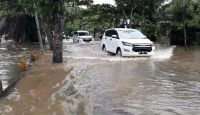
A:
159 36 169 44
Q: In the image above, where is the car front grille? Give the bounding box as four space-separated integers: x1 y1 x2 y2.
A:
134 44 151 47
132 44 152 52
83 38 92 42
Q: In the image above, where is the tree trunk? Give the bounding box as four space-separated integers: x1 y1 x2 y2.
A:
35 12 44 55
122 8 128 28
183 24 187 51
40 18 54 50
129 5 137 29
182 2 187 51
0 18 7 36
53 12 65 63
94 28 96 38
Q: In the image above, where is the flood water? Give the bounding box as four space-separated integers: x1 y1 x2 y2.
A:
0 39 46 90
1 39 200 115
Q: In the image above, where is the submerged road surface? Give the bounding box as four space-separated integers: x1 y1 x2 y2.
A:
0 39 48 90
1 39 200 115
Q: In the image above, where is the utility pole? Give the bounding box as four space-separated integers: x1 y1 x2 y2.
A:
34 1 44 55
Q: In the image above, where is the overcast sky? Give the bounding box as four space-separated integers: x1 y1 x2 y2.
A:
93 0 115 5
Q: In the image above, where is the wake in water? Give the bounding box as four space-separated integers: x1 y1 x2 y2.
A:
63 40 176 62
152 44 176 60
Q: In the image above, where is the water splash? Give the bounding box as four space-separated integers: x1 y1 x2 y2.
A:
152 45 176 60
63 40 176 62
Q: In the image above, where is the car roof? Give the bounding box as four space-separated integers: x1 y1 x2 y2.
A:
105 28 138 31
76 31 89 33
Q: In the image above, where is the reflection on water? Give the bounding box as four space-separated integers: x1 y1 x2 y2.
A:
0 39 200 115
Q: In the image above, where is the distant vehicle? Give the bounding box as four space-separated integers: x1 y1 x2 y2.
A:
51 31 55 38
73 31 93 43
62 32 66 39
101 28 155 57
66 34 70 40
51 31 69 40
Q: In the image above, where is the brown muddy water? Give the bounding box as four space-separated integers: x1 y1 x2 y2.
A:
0 39 200 115
0 39 48 90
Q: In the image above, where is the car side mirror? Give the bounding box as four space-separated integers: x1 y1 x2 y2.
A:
112 35 117 38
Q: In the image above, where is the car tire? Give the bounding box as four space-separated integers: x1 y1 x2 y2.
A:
116 48 122 57
102 45 106 51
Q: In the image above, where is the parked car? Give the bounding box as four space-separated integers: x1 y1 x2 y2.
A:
73 31 93 43
101 28 155 56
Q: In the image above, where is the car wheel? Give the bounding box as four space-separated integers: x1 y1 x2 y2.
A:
116 48 122 57
102 45 106 51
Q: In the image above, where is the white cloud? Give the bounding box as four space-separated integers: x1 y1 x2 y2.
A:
93 0 115 5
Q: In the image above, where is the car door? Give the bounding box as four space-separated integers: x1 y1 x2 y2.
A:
110 30 119 53
104 30 112 52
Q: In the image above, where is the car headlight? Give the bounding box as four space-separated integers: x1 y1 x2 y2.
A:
122 41 134 46
151 43 155 47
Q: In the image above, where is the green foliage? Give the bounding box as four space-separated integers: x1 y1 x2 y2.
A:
64 19 79 34
166 0 200 45
0 0 25 16
19 0 67 19
131 13 157 41
159 36 170 44
1 0 200 46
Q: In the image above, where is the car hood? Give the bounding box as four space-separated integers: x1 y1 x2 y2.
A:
79 36 93 38
121 38 153 44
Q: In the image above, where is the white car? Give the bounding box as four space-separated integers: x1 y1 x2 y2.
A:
101 28 155 56
73 31 93 43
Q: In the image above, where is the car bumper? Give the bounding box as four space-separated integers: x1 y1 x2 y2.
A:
80 39 93 42
122 46 155 57
122 52 155 56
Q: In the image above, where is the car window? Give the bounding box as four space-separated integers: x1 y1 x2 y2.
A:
78 32 89 36
118 30 146 39
105 30 112 37
111 30 119 38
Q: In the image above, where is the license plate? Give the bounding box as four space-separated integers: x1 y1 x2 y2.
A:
139 51 148 54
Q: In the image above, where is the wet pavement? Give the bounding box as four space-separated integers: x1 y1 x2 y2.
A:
0 39 200 115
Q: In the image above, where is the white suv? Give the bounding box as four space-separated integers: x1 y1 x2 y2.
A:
101 28 155 56
73 31 93 43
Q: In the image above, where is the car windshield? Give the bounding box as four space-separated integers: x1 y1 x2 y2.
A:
118 30 146 39
78 32 89 36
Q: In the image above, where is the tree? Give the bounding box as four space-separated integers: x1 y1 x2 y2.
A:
0 0 39 42
40 16 54 50
19 0 71 63
167 0 199 50
52 1 66 63
114 0 141 28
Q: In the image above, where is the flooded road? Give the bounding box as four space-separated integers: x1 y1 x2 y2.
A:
1 39 200 115
0 39 46 90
